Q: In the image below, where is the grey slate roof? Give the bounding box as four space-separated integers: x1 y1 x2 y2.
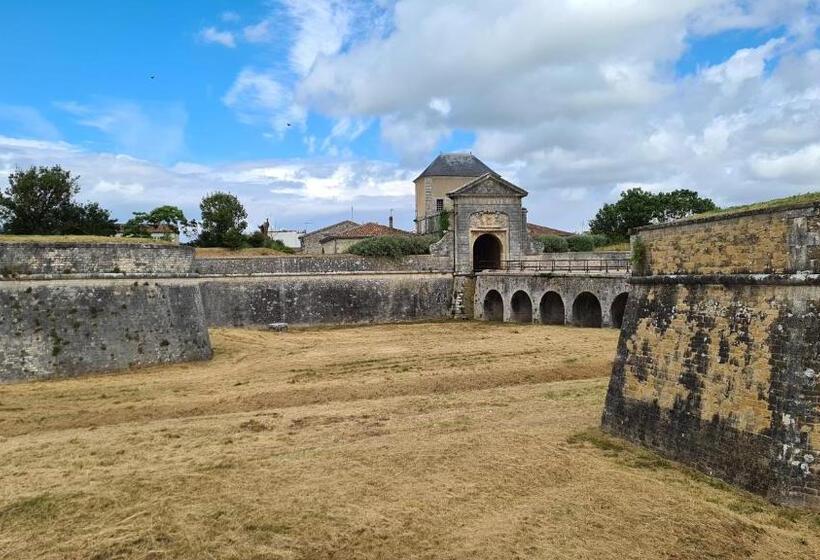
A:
415 153 494 181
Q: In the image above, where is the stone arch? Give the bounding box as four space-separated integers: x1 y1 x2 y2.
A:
539 291 565 325
510 290 533 323
572 292 602 328
610 292 629 329
473 233 503 271
483 290 504 321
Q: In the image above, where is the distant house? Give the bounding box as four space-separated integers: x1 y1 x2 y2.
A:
114 223 179 243
268 229 304 250
299 220 359 254
527 223 573 238
414 152 494 234
319 222 411 254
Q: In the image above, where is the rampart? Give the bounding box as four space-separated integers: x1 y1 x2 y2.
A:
200 273 452 327
0 245 454 382
194 254 452 275
0 278 211 383
0 242 195 276
602 202 820 510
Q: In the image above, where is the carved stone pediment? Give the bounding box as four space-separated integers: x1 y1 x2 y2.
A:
448 173 527 199
470 211 509 230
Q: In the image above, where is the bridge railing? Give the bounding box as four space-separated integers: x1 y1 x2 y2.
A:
500 258 631 273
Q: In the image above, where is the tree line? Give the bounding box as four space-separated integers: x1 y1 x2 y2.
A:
0 165 718 251
0 165 290 251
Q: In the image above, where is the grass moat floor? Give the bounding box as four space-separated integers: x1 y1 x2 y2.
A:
1 322 818 559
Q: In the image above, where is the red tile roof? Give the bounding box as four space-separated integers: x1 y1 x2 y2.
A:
321 222 411 241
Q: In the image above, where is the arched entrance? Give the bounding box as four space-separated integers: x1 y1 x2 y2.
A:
610 292 629 329
473 234 502 272
483 290 504 321
510 291 533 323
539 292 565 325
572 292 602 328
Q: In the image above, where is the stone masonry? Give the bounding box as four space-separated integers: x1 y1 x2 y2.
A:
602 202 820 510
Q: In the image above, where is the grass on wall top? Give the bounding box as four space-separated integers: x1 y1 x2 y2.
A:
0 235 173 245
683 191 820 223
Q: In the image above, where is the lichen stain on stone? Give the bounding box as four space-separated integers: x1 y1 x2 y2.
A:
622 285 783 435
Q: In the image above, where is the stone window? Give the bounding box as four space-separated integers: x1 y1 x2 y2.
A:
436 199 444 213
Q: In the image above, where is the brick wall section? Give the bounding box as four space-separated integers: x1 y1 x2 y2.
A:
639 204 820 275
194 255 453 275
0 243 195 276
0 279 211 383
603 202 820 510
200 274 453 327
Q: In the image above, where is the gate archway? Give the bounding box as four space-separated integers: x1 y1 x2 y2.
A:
610 292 629 329
539 292 565 325
483 290 504 321
572 292 602 328
510 291 533 323
473 234 502 272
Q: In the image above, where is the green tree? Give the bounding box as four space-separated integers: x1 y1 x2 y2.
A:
124 205 191 238
0 166 79 234
62 202 118 236
655 189 719 222
589 188 717 241
196 192 248 247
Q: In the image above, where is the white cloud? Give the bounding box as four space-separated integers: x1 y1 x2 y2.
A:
284 0 355 76
222 69 306 134
702 38 785 94
0 105 61 140
55 99 187 162
221 11 241 23
0 135 417 230
748 143 820 183
428 98 451 117
198 26 236 48
243 19 273 43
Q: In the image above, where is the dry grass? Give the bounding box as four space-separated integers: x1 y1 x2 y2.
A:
0 235 172 245
0 322 817 559
595 242 631 252
194 247 298 258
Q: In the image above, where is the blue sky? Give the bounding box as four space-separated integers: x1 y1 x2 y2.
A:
1 1 819 232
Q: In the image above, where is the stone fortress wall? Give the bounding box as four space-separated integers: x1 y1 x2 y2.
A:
602 202 820 510
0 242 196 277
194 254 452 275
0 244 457 383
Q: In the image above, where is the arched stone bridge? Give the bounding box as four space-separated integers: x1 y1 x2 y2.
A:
474 272 630 328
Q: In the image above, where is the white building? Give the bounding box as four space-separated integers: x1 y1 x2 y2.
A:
269 229 304 249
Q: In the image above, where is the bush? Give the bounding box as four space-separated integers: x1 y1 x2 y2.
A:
539 235 569 253
588 233 610 248
347 235 435 258
566 234 596 252
244 231 295 253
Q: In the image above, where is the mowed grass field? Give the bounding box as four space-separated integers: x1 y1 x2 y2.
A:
0 322 817 560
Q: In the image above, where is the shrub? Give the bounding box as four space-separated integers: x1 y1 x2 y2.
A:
540 235 569 253
588 233 610 248
566 234 596 252
437 211 450 234
245 231 294 253
347 235 435 258
631 238 648 275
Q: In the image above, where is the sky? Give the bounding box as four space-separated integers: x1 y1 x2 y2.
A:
1 0 819 234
